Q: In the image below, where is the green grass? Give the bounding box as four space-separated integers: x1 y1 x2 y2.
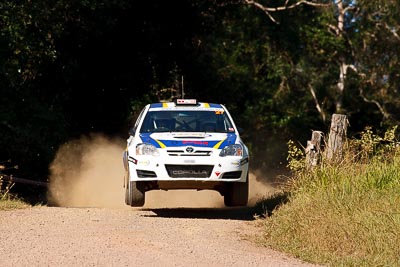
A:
0 176 31 210
257 131 400 266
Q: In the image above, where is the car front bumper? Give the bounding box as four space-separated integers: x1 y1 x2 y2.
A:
126 152 249 183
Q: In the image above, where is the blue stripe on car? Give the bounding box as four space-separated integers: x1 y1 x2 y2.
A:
209 103 222 108
150 103 163 108
139 133 237 149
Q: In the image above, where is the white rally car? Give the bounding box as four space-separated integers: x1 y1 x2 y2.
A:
123 99 249 207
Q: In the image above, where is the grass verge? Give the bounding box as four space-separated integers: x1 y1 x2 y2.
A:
0 198 30 210
0 176 31 210
256 128 400 266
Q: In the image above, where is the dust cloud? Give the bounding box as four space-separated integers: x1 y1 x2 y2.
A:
247 169 280 206
48 134 277 208
48 134 126 208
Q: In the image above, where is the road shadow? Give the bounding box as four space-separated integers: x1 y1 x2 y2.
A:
141 207 257 221
141 192 290 221
253 192 290 217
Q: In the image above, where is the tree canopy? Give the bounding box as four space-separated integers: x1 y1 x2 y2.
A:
1 0 399 183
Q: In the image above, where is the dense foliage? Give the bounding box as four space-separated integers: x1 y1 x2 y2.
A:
0 0 399 186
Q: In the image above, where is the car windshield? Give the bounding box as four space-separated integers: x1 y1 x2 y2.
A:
140 110 235 133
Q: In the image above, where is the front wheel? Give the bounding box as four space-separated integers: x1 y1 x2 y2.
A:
126 181 145 207
224 175 249 207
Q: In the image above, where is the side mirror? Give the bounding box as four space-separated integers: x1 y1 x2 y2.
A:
237 127 244 135
129 127 136 136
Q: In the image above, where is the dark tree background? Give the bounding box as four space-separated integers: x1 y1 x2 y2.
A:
1 0 399 198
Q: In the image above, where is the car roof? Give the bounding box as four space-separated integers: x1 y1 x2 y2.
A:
149 102 224 110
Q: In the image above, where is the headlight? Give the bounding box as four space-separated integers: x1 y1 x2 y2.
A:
136 143 160 156
219 144 243 157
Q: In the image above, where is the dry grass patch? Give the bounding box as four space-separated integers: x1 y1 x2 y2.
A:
0 198 30 210
0 176 31 210
257 127 400 266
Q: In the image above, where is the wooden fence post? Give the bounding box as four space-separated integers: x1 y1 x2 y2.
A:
326 114 348 162
305 131 323 168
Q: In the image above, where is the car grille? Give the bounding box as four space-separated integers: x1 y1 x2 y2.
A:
166 149 212 156
165 165 214 178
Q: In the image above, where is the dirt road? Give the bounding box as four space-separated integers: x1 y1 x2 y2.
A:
0 206 317 267
0 136 318 266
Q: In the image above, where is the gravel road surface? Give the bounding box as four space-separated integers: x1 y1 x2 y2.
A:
0 206 318 267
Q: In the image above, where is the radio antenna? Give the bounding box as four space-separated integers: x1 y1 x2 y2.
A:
181 75 185 99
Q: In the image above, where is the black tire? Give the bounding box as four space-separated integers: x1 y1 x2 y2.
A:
124 181 130 205
224 175 249 207
124 168 130 205
126 181 145 207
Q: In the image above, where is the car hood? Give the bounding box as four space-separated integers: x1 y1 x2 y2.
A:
139 132 237 149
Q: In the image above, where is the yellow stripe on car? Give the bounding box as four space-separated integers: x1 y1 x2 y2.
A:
155 139 167 148
162 103 168 108
213 138 226 149
204 103 210 108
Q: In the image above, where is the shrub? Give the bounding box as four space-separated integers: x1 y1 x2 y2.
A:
258 126 400 266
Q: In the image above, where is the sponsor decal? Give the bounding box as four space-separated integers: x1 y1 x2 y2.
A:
176 99 197 105
128 156 138 165
172 132 206 138
182 141 209 146
138 160 150 166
